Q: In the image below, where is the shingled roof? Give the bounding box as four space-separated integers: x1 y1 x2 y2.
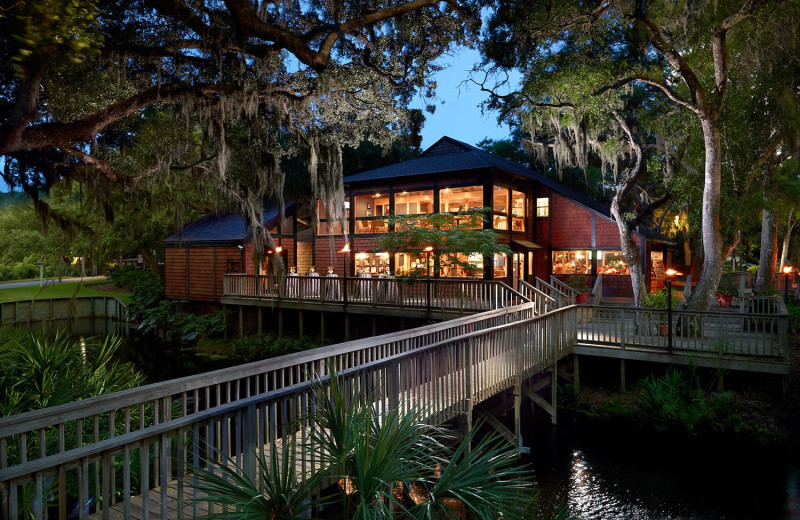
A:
165 205 287 246
343 136 613 217
343 136 673 244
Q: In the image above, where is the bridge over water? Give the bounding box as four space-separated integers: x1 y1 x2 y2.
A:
0 276 788 520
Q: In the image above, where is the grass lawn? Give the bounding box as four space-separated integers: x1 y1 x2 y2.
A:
0 281 132 304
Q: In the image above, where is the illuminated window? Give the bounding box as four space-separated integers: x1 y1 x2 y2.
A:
439 186 483 213
493 253 508 278
394 190 434 215
536 197 549 217
492 186 509 230
354 193 389 234
512 190 526 231
317 198 349 236
552 250 591 275
354 251 391 275
598 250 630 275
439 253 483 278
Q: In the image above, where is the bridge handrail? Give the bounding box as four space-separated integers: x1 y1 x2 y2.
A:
518 279 555 314
549 276 580 302
534 277 571 307
0 305 576 495
0 301 535 442
222 275 526 311
576 298 787 361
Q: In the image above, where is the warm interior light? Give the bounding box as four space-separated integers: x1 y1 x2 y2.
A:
784 266 793 274
275 246 283 253
339 243 351 253
665 268 682 277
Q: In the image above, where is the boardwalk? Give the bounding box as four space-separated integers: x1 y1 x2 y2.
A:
0 280 788 520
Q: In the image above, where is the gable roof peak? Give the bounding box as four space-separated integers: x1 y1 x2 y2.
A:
420 136 479 157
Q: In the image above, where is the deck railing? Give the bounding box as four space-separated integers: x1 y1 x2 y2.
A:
0 297 128 325
0 302 579 520
534 277 572 308
576 296 788 362
223 274 529 312
517 279 556 315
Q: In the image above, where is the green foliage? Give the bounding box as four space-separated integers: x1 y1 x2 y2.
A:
715 273 739 296
107 265 159 290
787 302 800 334
231 334 317 362
564 275 590 293
0 327 143 417
641 289 683 309
194 372 535 520
378 210 511 277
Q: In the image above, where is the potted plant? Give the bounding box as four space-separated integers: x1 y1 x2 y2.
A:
642 289 683 335
715 274 738 307
566 274 592 304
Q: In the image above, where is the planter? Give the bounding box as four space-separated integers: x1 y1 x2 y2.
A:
715 293 734 307
575 292 593 304
658 323 668 336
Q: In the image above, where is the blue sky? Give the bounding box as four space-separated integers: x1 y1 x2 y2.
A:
416 46 514 149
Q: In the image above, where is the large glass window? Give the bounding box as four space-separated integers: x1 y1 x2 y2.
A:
492 186 509 230
493 253 508 278
552 250 591 275
355 251 391 275
598 250 631 275
394 252 433 276
395 190 434 215
354 193 389 234
317 198 349 235
439 186 483 213
511 190 526 232
439 253 483 278
536 197 549 217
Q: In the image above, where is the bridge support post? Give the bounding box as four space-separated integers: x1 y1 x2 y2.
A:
620 359 626 392
298 309 304 337
345 314 350 341
238 305 244 339
574 354 581 393
258 308 263 335
278 308 283 337
320 313 325 344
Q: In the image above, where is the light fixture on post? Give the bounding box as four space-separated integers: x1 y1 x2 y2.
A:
783 265 793 304
665 268 681 354
339 243 351 304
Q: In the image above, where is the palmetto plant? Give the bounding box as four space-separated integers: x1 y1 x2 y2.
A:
193 372 534 519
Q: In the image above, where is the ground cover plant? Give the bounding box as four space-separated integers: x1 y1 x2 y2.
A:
192 372 535 520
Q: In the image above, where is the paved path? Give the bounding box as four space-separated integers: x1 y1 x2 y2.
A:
0 275 106 289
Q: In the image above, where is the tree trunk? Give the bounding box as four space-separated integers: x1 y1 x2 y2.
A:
755 208 778 292
684 118 724 310
610 202 647 307
779 210 794 272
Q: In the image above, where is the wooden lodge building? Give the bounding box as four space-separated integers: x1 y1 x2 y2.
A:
164 136 673 302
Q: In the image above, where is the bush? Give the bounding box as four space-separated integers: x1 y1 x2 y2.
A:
108 265 159 290
788 302 800 334
232 334 318 361
641 289 683 309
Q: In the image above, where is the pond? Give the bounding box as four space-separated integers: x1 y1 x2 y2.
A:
527 415 800 520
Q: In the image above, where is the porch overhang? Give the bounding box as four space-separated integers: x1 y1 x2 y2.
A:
511 239 544 250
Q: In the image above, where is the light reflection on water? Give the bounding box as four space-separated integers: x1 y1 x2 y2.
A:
529 420 800 520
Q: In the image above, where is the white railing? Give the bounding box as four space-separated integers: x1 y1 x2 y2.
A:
549 276 580 304
576 296 788 362
223 275 529 312
0 303 579 520
0 297 128 325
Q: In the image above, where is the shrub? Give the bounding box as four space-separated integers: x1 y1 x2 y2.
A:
231 334 318 361
641 289 683 309
108 265 159 290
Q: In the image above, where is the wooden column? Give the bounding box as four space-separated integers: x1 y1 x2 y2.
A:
238 306 244 339
278 308 283 337
320 313 325 344
574 354 581 393
298 310 304 337
620 359 626 392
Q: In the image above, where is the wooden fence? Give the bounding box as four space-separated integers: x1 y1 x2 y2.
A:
0 302 579 520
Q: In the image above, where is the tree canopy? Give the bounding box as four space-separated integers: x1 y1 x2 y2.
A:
1 0 478 259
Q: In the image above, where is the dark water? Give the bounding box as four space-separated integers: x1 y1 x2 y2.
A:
526 416 800 519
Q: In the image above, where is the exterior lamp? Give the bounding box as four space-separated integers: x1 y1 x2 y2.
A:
783 266 793 304
423 246 434 312
664 268 682 354
275 246 283 253
339 243 351 303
